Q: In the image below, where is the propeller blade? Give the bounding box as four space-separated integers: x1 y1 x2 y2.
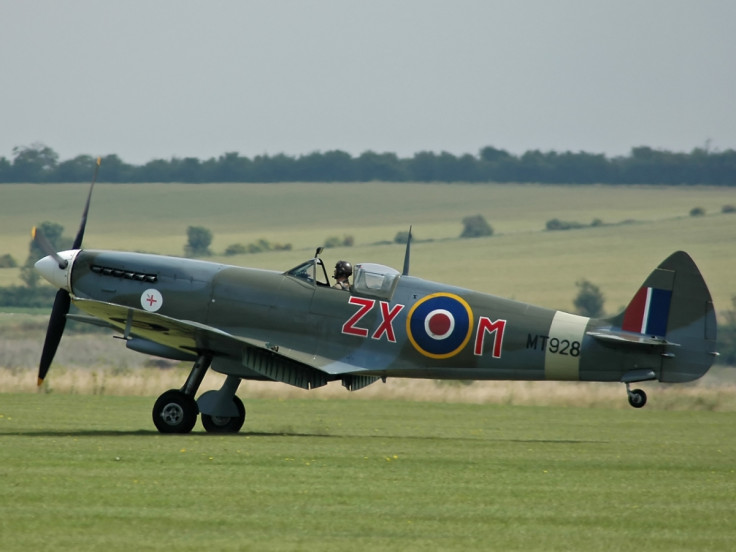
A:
38 289 71 385
37 158 100 386
72 157 101 249
31 226 69 269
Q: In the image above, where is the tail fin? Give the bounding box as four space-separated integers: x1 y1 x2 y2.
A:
595 251 718 383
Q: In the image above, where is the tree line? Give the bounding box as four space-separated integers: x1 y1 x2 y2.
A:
1 143 735 185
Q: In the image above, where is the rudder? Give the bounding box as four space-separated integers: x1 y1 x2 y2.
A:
611 251 718 382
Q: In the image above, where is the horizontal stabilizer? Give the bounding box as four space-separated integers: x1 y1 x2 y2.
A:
587 329 679 347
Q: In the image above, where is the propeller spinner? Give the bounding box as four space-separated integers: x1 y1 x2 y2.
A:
33 158 100 386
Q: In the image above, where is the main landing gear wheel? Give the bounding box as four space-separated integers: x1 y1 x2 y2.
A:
627 388 647 408
153 389 199 434
201 395 246 434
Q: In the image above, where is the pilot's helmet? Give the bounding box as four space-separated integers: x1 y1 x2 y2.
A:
334 260 353 279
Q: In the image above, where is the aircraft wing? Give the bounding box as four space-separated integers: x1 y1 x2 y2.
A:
72 297 253 358
69 298 378 390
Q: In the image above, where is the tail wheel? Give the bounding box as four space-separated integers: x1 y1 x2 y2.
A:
201 395 246 433
627 388 647 408
153 389 199 433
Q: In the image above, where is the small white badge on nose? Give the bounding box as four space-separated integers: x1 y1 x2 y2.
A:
141 289 163 312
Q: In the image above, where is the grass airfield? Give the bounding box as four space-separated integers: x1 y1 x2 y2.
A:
1 394 734 551
1 181 735 550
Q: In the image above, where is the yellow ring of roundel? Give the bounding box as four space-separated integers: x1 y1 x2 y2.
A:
406 292 474 359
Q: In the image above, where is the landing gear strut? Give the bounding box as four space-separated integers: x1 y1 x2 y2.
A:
152 354 210 434
621 370 654 409
626 383 647 408
152 356 247 434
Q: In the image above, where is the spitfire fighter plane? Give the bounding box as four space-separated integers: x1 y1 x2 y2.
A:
33 164 719 433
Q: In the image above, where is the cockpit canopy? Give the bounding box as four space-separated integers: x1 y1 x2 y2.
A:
286 258 330 286
285 259 400 299
351 263 400 299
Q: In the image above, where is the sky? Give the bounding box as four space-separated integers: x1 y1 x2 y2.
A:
1 0 735 164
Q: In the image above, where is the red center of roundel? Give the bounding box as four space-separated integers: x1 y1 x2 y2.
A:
428 312 452 337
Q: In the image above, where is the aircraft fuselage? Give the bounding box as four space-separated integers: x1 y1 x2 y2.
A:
63 249 668 385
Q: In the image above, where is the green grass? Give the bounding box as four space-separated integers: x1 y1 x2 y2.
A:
0 394 734 551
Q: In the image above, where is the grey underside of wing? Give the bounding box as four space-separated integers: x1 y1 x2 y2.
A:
69 298 376 390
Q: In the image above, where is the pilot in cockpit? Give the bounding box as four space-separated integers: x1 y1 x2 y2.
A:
332 260 352 291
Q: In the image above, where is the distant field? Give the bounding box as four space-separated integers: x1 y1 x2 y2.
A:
0 394 734 551
1 182 734 312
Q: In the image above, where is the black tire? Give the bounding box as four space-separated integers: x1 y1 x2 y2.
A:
152 389 199 434
201 395 246 434
628 388 647 409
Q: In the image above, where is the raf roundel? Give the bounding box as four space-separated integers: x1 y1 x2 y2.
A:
141 289 163 312
407 293 474 359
